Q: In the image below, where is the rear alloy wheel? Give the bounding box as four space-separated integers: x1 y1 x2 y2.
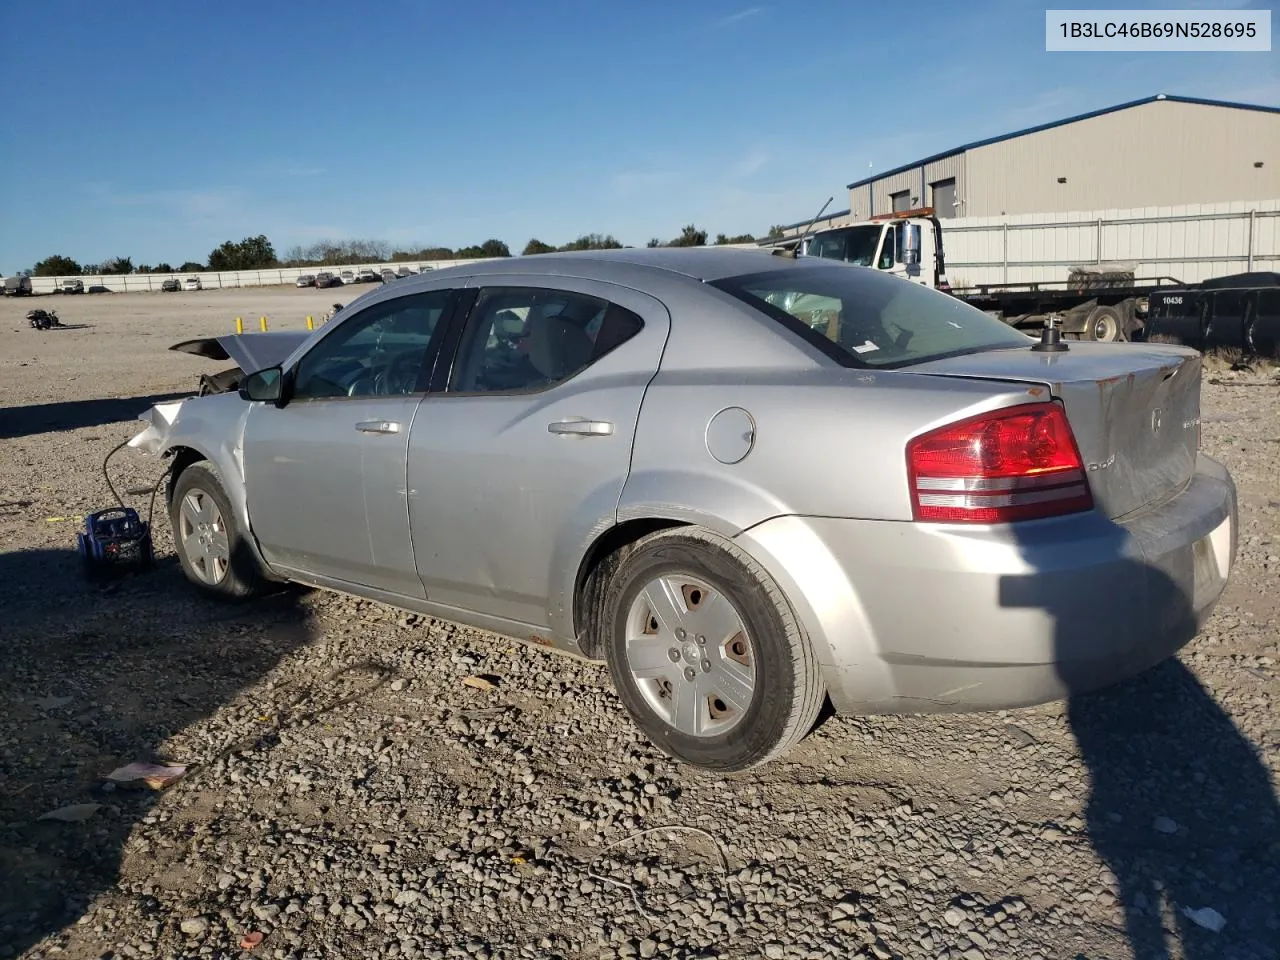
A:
1084 305 1123 342
602 528 825 772
170 461 264 600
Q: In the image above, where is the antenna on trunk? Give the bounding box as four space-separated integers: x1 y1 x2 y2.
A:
1031 318 1069 353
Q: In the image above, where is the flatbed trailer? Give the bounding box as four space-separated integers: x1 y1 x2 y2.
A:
949 273 1190 342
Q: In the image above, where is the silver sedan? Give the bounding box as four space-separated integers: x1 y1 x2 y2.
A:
131 248 1238 771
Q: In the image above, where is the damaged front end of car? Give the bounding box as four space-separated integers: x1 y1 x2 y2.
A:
169 331 312 396
129 329 313 470
127 399 189 455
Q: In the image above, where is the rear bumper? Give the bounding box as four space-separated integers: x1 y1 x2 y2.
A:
734 454 1237 714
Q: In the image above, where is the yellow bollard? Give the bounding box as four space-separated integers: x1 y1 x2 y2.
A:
306 315 314 331
259 316 269 332
235 316 243 334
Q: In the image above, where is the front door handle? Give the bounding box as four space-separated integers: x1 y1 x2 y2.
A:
548 418 614 437
355 420 401 434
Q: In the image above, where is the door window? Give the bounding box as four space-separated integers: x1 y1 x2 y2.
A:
448 287 643 393
291 289 453 400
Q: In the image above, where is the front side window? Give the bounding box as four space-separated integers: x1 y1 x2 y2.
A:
711 265 1030 369
449 287 643 393
292 289 453 399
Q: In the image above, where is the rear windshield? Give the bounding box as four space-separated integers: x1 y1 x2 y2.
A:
711 265 1031 368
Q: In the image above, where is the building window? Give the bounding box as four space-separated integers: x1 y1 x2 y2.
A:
930 178 957 218
890 190 911 213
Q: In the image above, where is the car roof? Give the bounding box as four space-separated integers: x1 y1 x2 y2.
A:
413 247 841 285
327 247 859 321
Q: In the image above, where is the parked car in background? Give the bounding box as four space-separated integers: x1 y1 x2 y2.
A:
184 277 202 291
131 248 1237 773
340 270 356 286
162 278 181 292
60 278 85 294
357 269 380 283
380 269 398 284
296 274 317 288
3 275 33 296
395 266 415 279
315 272 340 289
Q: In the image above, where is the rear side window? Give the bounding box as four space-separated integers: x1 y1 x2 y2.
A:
711 265 1030 369
449 287 643 393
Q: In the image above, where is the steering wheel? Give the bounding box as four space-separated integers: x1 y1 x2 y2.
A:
371 350 424 395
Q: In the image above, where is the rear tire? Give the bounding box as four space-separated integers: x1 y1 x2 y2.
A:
1084 305 1123 342
170 461 264 600
601 528 825 772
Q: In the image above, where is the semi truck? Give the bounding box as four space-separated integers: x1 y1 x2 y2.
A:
772 207 1188 343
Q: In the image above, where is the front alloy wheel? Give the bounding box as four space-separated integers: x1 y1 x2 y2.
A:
178 488 229 585
169 461 264 600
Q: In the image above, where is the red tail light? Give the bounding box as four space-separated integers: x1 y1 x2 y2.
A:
907 402 1094 523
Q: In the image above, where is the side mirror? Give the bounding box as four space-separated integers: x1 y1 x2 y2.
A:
902 223 922 266
239 366 284 405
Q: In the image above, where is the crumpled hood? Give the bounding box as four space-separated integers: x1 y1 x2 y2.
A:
170 331 311 374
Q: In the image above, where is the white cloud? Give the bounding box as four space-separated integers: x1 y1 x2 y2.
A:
84 184 248 221
713 6 763 28
610 169 684 196
730 149 769 178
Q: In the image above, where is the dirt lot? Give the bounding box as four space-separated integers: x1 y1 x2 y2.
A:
1 287 1278 960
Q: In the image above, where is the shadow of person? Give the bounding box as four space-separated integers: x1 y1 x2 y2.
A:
1001 506 1280 960
0 546 315 957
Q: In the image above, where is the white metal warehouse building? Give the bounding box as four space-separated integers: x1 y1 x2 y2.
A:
781 94 1279 233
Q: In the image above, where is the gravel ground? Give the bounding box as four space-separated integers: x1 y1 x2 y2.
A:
1 288 1278 960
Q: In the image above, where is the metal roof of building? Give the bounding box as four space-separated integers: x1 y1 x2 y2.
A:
844 94 1280 190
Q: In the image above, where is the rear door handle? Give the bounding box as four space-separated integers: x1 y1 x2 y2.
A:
548 418 614 437
355 420 401 434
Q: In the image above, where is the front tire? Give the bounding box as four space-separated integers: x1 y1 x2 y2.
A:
602 528 825 772
170 462 264 600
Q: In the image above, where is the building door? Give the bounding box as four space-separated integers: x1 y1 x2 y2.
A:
931 178 957 218
891 190 911 213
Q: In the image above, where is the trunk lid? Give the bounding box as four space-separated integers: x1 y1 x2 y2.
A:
905 342 1201 519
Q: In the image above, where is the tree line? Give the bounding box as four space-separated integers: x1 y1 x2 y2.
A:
21 224 790 278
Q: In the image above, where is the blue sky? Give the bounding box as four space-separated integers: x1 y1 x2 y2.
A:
0 0 1275 271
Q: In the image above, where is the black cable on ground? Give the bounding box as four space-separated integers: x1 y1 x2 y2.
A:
102 438 172 525
101 438 132 511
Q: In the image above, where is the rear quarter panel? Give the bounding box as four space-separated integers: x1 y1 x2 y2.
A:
620 368 1046 529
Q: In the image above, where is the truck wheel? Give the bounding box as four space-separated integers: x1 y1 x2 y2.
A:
1084 306 1123 342
170 461 264 600
601 528 825 772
